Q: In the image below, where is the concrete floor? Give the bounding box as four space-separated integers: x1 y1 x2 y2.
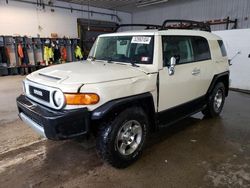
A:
0 76 250 188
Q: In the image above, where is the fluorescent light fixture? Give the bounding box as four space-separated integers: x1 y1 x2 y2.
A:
136 0 168 8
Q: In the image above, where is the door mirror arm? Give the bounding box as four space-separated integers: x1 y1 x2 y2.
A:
168 57 176 76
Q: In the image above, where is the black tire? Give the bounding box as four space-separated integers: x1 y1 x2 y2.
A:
202 82 226 117
96 107 148 168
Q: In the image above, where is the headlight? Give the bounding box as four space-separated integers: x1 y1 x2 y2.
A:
64 93 99 105
53 90 65 108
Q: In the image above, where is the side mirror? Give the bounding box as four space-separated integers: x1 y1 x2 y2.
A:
168 57 176 75
170 56 176 66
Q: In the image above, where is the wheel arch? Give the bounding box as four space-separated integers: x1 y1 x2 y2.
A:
207 71 230 97
91 93 156 132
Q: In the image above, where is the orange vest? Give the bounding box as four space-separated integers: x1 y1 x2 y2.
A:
18 44 24 58
61 47 67 61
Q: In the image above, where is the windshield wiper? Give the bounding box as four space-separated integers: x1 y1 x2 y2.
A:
95 56 139 67
130 58 140 67
103 57 127 66
106 57 114 64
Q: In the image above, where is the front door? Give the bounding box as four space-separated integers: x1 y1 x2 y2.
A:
158 35 212 123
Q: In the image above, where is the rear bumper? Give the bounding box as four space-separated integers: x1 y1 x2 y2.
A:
17 95 89 140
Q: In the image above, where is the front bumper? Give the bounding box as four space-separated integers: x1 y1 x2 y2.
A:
17 95 89 140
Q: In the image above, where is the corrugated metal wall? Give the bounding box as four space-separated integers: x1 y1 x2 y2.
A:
132 0 250 30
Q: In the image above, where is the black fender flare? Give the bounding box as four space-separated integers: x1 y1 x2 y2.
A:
91 92 155 121
207 71 230 97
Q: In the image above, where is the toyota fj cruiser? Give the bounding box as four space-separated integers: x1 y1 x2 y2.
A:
17 20 230 168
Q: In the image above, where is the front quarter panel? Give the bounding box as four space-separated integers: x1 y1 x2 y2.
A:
77 74 158 111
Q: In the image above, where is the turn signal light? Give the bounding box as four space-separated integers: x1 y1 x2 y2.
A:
65 93 99 105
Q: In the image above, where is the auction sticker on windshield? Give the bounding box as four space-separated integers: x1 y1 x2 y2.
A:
131 36 151 44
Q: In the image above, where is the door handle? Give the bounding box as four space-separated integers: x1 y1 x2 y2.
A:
192 68 200 75
216 60 223 63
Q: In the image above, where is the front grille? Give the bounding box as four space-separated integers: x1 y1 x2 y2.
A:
24 80 63 110
29 85 50 102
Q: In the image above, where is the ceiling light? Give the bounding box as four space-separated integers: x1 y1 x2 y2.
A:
137 0 168 8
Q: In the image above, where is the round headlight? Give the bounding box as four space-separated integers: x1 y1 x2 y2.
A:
53 90 65 108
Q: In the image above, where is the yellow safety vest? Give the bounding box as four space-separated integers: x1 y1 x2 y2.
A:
74 45 83 59
44 46 54 61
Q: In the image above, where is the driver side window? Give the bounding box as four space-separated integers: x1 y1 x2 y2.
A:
162 36 194 66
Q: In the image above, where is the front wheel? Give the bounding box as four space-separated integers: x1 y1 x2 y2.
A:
202 82 226 117
96 107 148 168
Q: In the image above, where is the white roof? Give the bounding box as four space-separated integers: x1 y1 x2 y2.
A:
99 29 221 40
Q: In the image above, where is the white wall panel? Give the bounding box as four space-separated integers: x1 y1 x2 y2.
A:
214 29 250 91
0 0 131 38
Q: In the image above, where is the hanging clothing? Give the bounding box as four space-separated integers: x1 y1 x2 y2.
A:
7 45 17 67
53 45 61 63
5 47 10 65
17 43 24 66
22 46 29 65
27 44 35 65
18 44 30 66
18 44 24 58
44 46 54 65
74 45 83 60
0 47 8 64
44 46 49 62
34 44 43 64
0 48 3 64
61 46 67 62
66 46 72 62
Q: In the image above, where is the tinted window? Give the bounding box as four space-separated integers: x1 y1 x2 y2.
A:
192 37 211 61
162 36 194 66
218 40 227 57
162 36 211 66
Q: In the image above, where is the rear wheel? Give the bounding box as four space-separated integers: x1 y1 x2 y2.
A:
96 107 148 168
202 82 225 117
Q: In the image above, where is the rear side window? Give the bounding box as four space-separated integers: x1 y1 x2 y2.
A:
162 36 211 66
192 37 211 61
218 40 227 57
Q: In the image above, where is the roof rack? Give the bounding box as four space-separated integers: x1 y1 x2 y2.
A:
161 19 211 32
114 24 162 32
205 17 237 30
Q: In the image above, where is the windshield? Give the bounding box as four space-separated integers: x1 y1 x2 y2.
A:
88 35 154 64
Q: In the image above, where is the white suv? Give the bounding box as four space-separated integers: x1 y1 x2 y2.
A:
17 20 229 168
